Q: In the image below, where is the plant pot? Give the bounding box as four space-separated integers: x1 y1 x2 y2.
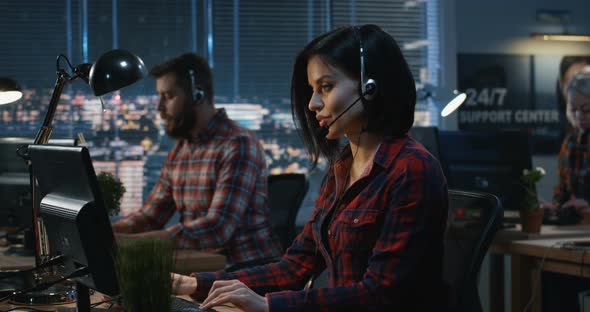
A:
580 209 590 225
520 209 544 233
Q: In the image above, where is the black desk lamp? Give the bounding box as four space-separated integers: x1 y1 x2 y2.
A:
33 49 147 145
0 78 23 105
14 49 147 305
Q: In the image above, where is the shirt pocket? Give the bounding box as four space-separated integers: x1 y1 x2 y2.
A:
336 209 382 251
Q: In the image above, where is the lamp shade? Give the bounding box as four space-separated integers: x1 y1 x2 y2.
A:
89 49 148 96
0 78 23 105
441 91 467 117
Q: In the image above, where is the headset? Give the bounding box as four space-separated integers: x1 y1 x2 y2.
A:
188 69 205 103
357 26 377 99
321 26 378 134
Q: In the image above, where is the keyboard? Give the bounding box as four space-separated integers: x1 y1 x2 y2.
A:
171 296 204 312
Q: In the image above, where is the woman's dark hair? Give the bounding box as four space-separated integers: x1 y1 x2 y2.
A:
291 24 416 167
149 53 214 104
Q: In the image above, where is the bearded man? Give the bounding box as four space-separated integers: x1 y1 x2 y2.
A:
112 53 282 269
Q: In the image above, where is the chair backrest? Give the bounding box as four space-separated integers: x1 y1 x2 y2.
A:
409 126 441 161
267 173 309 251
444 189 502 312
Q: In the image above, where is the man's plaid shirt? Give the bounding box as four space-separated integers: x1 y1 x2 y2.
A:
117 109 282 267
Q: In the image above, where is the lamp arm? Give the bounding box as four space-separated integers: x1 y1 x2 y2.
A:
28 63 91 265
33 64 90 145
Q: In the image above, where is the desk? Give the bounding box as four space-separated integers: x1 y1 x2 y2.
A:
0 248 226 274
489 225 590 312
504 237 590 312
493 225 590 246
172 250 226 274
0 248 228 310
0 294 242 311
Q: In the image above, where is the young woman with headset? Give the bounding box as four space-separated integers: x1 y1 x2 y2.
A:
172 24 449 312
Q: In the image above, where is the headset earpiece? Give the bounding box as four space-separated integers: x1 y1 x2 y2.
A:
364 79 377 96
188 69 205 103
194 89 204 101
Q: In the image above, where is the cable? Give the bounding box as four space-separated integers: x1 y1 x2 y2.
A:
581 249 588 312
581 249 587 278
0 255 67 281
0 267 88 303
522 242 562 312
4 305 56 312
89 295 121 308
56 54 74 72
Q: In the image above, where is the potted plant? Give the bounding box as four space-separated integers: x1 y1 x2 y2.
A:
97 172 126 216
519 167 546 233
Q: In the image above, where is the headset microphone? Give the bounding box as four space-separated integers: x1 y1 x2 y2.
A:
318 84 376 137
317 26 378 138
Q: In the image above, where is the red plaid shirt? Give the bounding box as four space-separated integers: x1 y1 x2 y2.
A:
555 130 590 204
192 135 449 311
117 109 282 266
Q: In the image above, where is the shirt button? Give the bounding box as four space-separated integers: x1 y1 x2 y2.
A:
328 230 331 235
353 218 359 224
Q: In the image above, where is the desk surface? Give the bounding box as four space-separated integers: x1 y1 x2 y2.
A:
0 295 242 311
0 240 229 309
492 224 590 245
0 247 226 274
510 236 590 268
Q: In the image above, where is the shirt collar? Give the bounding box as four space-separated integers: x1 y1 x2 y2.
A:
192 108 229 143
332 134 408 186
373 135 408 169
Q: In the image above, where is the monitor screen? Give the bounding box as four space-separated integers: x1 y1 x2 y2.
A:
28 145 118 296
0 138 77 228
0 175 30 228
438 130 533 211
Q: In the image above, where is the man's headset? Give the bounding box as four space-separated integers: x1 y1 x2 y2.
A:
188 69 205 103
320 26 377 134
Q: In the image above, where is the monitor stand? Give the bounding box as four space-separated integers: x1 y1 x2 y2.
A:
10 281 77 305
9 259 77 306
57 283 117 312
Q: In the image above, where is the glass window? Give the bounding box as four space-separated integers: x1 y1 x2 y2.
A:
0 0 439 217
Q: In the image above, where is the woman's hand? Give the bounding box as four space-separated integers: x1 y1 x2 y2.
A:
539 201 559 210
171 273 198 295
562 195 590 213
200 280 269 312
111 222 134 234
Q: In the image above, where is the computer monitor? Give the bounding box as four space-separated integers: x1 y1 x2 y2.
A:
28 145 118 310
0 138 78 228
0 138 35 228
438 130 533 211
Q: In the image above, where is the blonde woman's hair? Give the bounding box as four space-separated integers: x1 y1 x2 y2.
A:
565 66 590 125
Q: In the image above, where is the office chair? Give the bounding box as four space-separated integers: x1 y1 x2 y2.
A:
409 126 441 160
267 173 309 252
444 189 502 312
223 174 309 272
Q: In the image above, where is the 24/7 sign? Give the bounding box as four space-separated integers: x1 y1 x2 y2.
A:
457 54 560 129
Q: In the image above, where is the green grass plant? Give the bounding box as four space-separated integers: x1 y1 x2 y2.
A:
115 238 174 312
